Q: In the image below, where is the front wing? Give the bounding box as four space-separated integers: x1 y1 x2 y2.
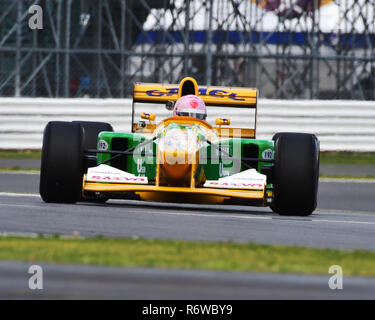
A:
82 165 269 205
83 180 265 200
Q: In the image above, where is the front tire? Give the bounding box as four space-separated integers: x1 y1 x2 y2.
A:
272 132 320 216
39 122 85 203
72 121 113 171
72 121 113 151
72 121 113 203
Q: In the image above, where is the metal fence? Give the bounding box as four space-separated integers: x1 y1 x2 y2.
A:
0 0 374 99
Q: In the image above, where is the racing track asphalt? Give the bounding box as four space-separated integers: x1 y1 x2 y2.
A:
0 172 375 250
1 172 375 299
1 261 374 300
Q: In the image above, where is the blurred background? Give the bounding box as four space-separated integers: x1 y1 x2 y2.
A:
0 0 374 100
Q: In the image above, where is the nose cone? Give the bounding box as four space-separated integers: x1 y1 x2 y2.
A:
161 162 192 186
158 128 199 186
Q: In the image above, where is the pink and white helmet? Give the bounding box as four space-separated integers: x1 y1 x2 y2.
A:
173 94 207 120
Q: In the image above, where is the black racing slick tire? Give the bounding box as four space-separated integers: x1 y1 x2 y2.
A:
271 132 320 216
72 121 113 151
72 121 113 203
72 121 113 171
39 121 85 203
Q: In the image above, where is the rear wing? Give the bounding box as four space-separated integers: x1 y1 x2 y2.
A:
132 77 258 138
133 77 258 108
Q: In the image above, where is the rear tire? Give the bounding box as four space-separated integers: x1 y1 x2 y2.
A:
39 122 85 203
272 132 319 216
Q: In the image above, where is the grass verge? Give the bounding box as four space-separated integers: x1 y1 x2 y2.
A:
320 152 375 165
0 168 39 173
1 236 375 277
0 150 375 165
1 150 375 165
0 150 41 159
320 175 375 180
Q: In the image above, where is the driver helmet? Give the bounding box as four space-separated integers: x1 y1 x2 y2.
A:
173 94 207 120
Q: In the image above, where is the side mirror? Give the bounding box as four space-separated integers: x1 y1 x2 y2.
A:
137 121 146 129
141 112 156 121
165 100 174 111
216 118 231 126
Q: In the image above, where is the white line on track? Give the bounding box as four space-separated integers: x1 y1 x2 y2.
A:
156 210 375 226
0 171 39 175
313 219 375 226
316 208 375 215
0 231 39 238
0 203 43 209
0 192 40 197
1 192 375 227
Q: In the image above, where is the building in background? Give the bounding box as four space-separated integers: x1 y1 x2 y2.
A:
0 0 374 99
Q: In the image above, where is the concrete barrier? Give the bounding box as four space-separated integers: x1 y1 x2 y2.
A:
0 97 374 151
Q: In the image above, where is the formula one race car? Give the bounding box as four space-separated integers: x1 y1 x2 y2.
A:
39 77 319 216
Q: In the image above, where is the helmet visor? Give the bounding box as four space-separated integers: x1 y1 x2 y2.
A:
176 111 206 120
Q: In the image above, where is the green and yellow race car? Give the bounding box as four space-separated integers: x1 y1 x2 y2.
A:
39 77 319 216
